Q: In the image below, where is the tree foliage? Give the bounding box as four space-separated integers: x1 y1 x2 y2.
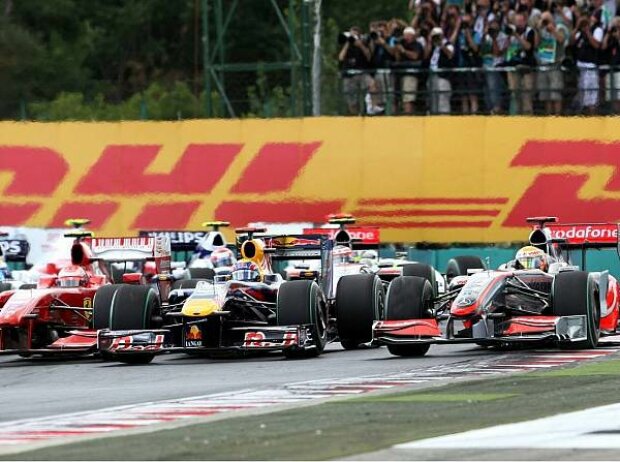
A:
0 0 410 120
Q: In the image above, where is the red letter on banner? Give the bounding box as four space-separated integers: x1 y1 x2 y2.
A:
75 144 242 194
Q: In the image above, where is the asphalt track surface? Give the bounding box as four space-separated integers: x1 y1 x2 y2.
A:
0 343 496 423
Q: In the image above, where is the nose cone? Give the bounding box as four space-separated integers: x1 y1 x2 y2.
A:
181 299 219 317
450 298 479 318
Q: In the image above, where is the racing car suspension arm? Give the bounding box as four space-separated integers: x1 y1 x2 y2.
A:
504 283 550 304
432 289 461 316
508 276 550 297
49 298 93 322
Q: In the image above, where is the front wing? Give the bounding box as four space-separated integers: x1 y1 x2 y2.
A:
372 315 588 346
97 323 319 358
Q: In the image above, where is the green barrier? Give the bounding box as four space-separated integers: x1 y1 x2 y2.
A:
407 246 620 276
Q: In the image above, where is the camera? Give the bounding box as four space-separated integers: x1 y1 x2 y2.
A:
541 18 550 27
338 32 358 45
504 24 516 34
488 27 499 38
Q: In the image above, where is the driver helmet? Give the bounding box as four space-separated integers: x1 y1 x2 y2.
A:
231 261 261 282
57 265 89 287
210 248 236 269
515 246 548 271
358 249 379 267
360 249 378 261
334 245 353 263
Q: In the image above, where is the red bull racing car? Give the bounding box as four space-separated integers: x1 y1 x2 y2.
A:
97 228 385 360
373 217 620 356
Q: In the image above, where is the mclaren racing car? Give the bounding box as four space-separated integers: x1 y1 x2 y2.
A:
373 217 620 356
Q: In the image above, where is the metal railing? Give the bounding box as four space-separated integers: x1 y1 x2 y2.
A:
340 65 620 116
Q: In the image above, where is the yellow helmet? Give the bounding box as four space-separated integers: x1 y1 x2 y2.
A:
515 246 548 271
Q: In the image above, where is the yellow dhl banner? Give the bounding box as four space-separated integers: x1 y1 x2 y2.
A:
0 117 620 243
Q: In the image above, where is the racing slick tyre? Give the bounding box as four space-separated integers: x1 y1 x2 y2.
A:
276 280 327 359
108 285 161 330
445 256 485 282
552 271 600 349
18 283 36 290
336 274 384 350
95 285 162 364
93 284 123 329
172 279 208 290
0 282 12 293
384 276 433 357
187 268 215 280
402 263 437 296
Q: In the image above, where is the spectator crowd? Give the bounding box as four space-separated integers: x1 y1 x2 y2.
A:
338 0 620 115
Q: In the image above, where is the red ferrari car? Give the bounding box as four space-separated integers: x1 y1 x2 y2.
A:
0 231 172 363
373 217 620 356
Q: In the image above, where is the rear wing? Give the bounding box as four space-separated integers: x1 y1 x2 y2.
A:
138 230 205 252
265 234 334 296
90 236 171 273
528 219 620 269
543 223 620 249
265 235 333 260
302 227 380 250
0 239 30 262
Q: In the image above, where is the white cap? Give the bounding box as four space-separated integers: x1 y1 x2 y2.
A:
430 27 444 36
403 26 416 35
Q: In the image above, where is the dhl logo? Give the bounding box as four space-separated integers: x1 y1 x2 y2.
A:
1 118 620 242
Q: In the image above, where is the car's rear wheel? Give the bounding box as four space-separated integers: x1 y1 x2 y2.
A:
385 276 433 357
445 256 485 282
336 274 384 350
402 263 437 296
552 271 600 349
277 280 327 358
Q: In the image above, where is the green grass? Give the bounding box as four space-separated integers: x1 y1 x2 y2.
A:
9 359 620 461
532 357 620 376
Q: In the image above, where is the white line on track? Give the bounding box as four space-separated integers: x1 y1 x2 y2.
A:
396 402 620 449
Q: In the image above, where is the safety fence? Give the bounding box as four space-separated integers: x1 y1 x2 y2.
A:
340 65 620 116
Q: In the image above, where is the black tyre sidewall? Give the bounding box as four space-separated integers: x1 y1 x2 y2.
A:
336 274 384 348
385 276 433 320
109 285 160 330
402 264 437 296
387 344 431 356
552 271 600 349
445 255 485 281
277 280 327 355
93 284 123 330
